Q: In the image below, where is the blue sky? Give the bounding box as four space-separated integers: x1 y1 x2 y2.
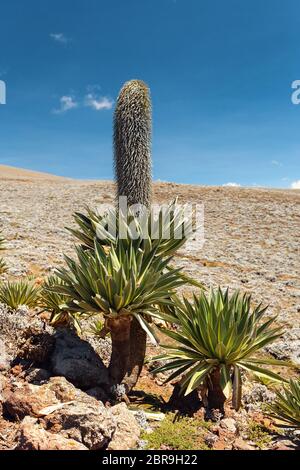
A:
0 0 299 188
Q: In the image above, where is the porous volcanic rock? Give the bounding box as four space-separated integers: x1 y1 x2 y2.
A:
3 380 60 419
16 416 88 450
108 403 140 450
43 398 115 449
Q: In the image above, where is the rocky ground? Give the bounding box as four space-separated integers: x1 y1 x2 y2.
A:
0 166 299 450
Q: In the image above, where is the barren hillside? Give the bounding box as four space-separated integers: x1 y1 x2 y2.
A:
0 164 67 181
0 169 299 360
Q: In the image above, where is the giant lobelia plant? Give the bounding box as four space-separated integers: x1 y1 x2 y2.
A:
55 213 189 389
65 200 199 390
66 80 153 390
64 80 199 391
53 80 200 392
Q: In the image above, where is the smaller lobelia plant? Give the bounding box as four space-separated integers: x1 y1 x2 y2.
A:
0 278 40 309
153 288 293 412
267 378 300 429
39 275 81 333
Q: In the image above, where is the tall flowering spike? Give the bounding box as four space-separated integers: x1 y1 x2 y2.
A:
114 79 152 209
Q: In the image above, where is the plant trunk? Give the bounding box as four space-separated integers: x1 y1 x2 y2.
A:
108 316 132 387
207 367 226 412
123 318 147 392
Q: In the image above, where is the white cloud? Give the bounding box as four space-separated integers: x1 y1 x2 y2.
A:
223 182 241 187
84 94 113 111
52 90 113 114
50 33 70 44
271 160 282 167
53 96 78 114
291 180 300 189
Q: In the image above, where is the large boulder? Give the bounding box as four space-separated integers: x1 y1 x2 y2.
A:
3 377 116 449
43 396 115 449
50 329 109 389
2 374 141 450
16 416 88 450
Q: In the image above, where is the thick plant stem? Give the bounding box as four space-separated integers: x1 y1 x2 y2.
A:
207 367 226 412
113 79 153 392
123 318 147 391
114 80 152 209
108 316 132 387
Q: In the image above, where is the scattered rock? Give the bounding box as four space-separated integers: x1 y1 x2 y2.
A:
204 432 219 448
212 439 227 450
0 339 10 371
50 329 109 390
265 328 300 364
110 383 127 401
233 437 256 450
271 439 299 451
205 409 223 423
243 384 276 410
220 418 237 434
0 374 7 415
108 403 140 450
131 410 148 430
16 416 88 450
0 374 6 396
10 364 24 377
